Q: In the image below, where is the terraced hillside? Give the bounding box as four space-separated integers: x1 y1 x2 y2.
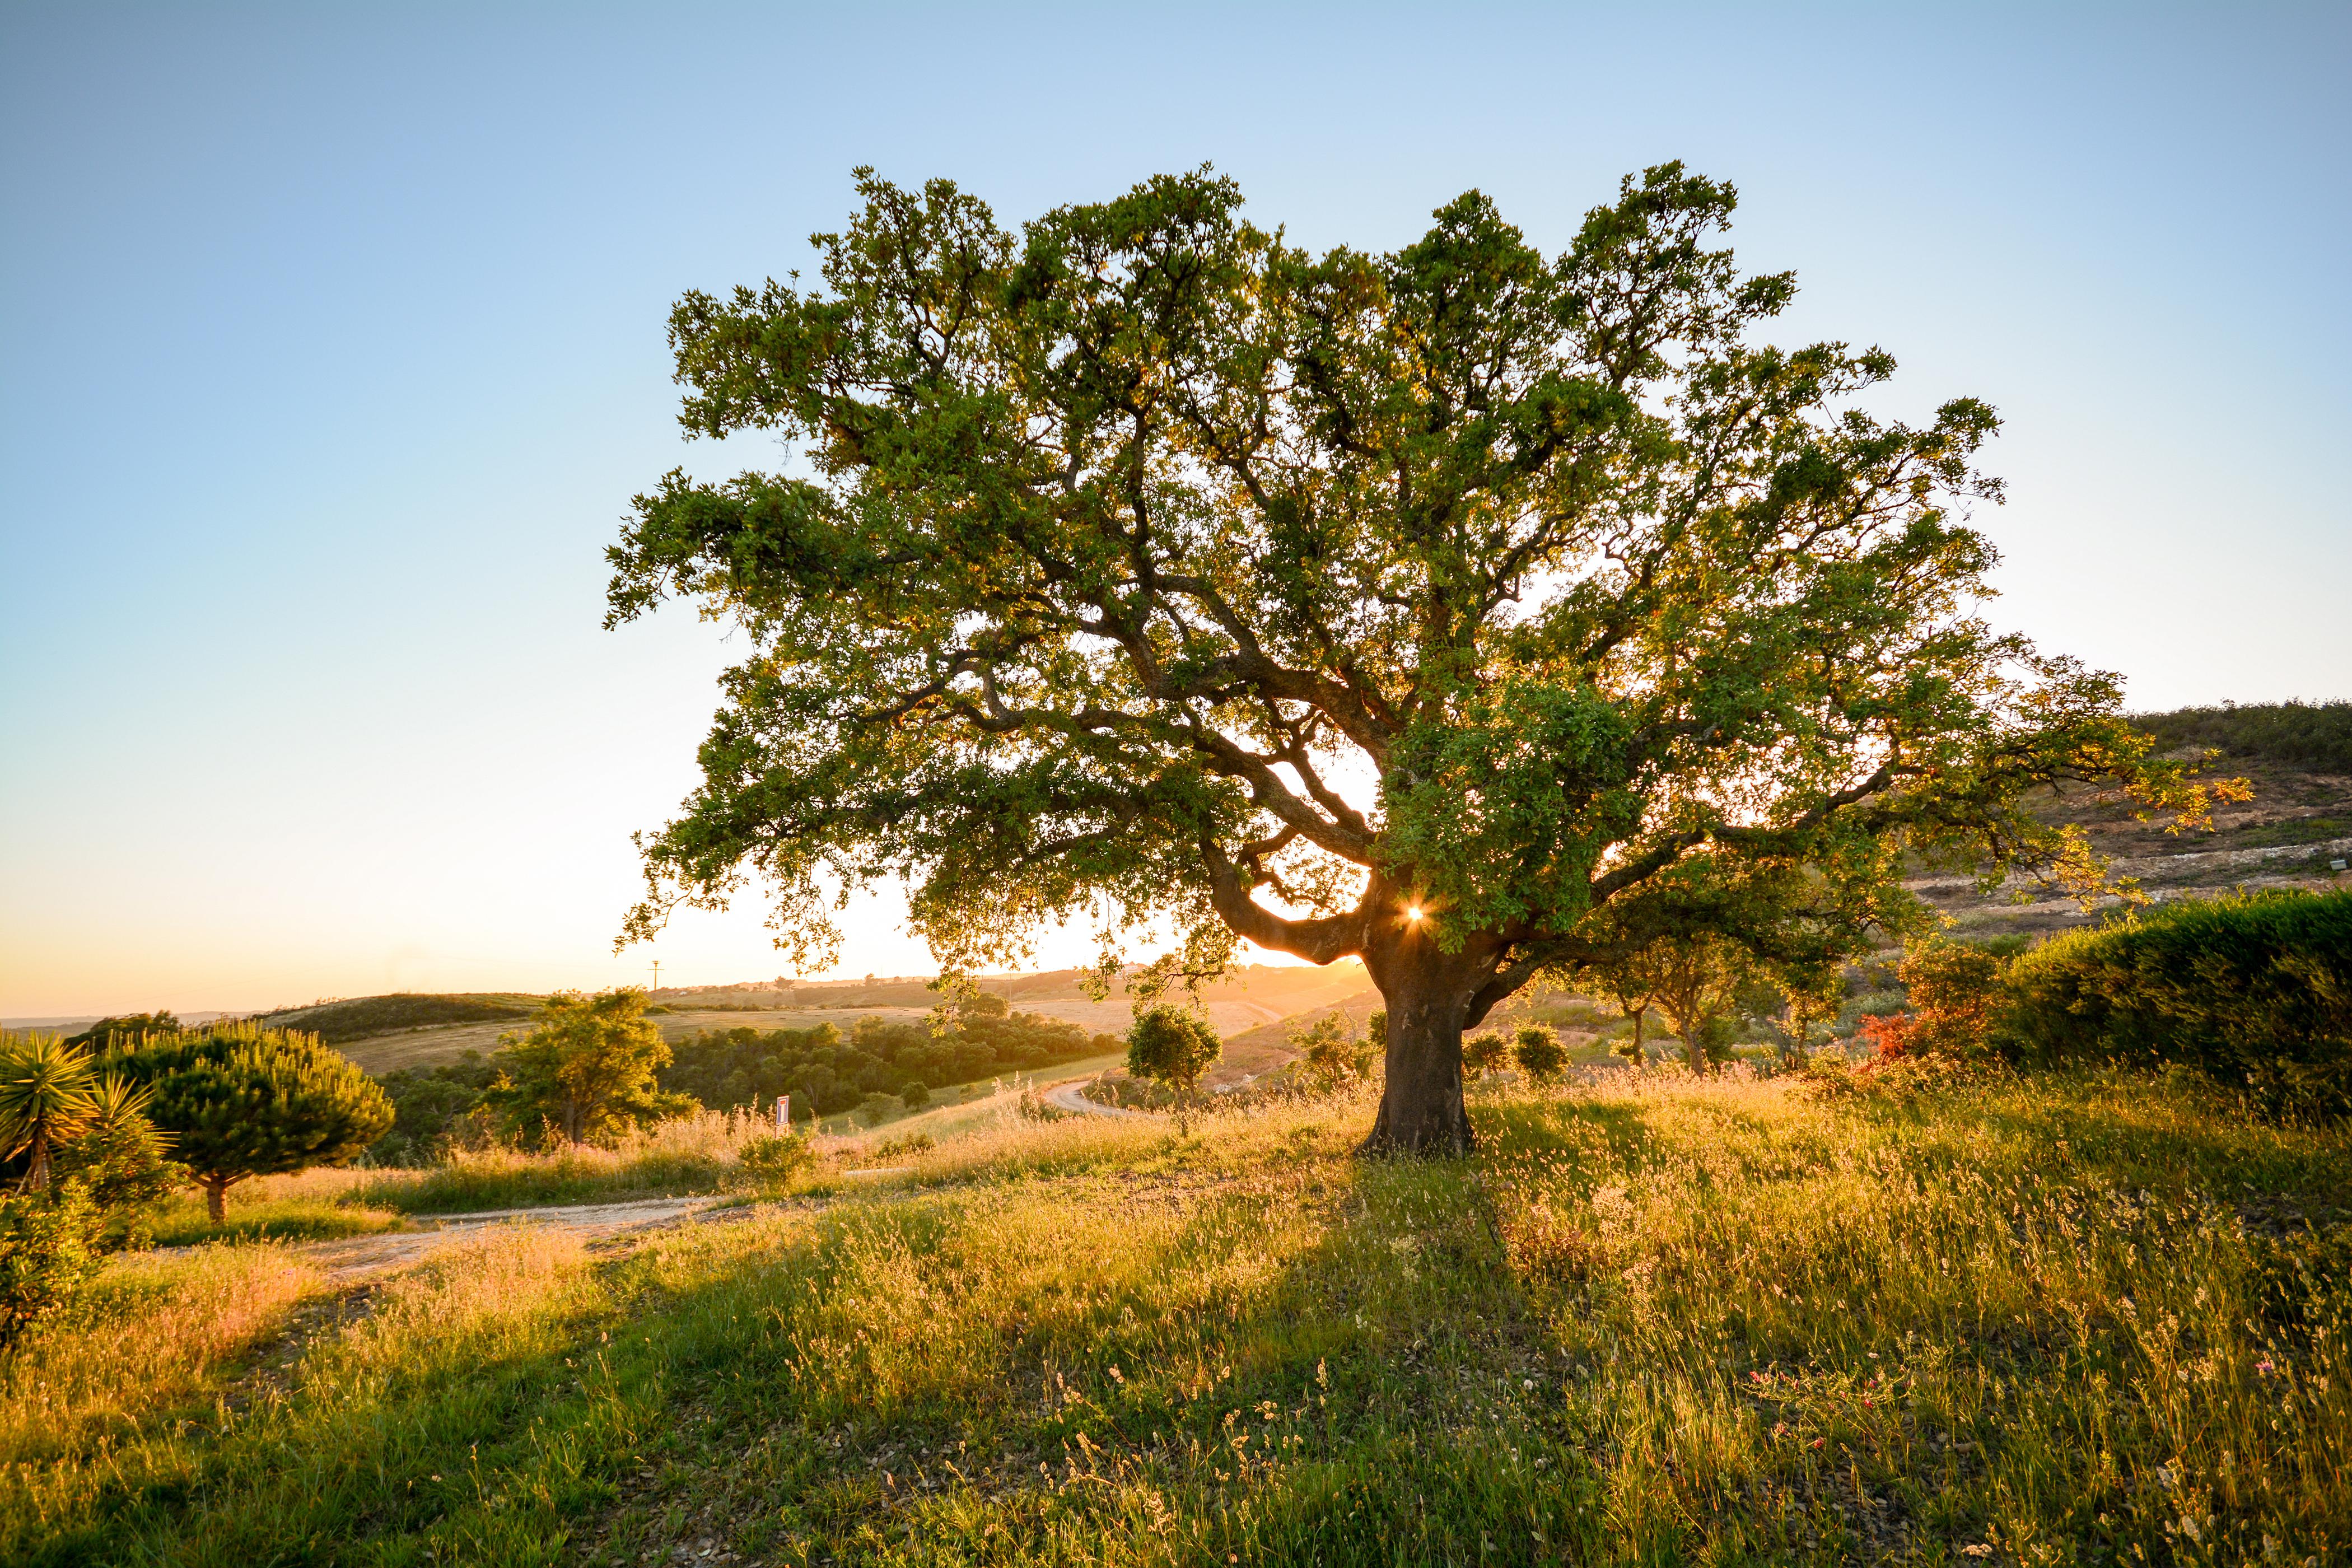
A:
1915 705 2352 940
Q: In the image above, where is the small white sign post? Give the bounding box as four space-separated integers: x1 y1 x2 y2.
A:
776 1093 790 1133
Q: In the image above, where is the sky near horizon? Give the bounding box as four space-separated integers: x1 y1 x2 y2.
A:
3 3 2348 1018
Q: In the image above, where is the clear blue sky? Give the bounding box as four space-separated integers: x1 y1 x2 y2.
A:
4 2 2346 1016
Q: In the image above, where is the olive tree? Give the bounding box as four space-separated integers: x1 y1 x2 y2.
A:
609 165 2219 1154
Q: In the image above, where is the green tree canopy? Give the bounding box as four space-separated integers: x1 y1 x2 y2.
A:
492 989 688 1146
1125 1006 1222 1095
609 164 2220 1153
108 1024 392 1222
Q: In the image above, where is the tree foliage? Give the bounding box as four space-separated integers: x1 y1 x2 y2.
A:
2003 889 2352 1116
610 163 2224 1152
108 1023 393 1222
1462 1032 1510 1081
491 990 689 1147
1125 1006 1222 1094
0 1034 99 1193
60 1012 180 1049
1513 1025 1566 1082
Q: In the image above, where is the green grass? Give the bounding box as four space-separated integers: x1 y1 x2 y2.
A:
148 1194 406 1247
2232 815 2352 850
5 1070 2347 1565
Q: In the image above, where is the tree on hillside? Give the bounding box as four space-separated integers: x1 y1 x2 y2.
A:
608 164 2225 1153
108 1024 393 1222
493 989 690 1146
1126 1005 1222 1095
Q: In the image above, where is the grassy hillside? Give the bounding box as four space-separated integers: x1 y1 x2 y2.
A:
311 966 1376 1078
7 1070 2346 1564
2134 698 2352 775
255 992 540 1044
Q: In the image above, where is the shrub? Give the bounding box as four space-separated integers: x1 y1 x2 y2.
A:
2004 888 2352 1116
1290 1014 1374 1090
1897 939 2010 1061
900 1081 930 1109
735 1134 814 1182
1127 1007 1224 1095
855 1092 903 1126
1462 1032 1511 1081
0 1182 101 1351
1513 1026 1566 1083
53 1078 185 1243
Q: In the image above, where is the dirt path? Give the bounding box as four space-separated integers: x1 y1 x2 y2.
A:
1045 1079 1158 1119
297 1195 743 1281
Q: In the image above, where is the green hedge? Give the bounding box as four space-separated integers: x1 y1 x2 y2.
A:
2004 889 2352 1115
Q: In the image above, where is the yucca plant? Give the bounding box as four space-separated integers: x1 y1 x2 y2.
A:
0 1034 100 1194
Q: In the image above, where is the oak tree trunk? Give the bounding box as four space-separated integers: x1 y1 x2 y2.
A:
1357 936 1491 1158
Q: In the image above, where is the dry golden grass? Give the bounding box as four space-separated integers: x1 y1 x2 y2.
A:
6 1067 2347 1564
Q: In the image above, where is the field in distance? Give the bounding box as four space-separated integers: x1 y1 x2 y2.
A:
239 962 1375 1077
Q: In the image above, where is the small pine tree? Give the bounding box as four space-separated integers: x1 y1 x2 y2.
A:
1514 1025 1566 1083
108 1024 393 1223
1127 1007 1222 1095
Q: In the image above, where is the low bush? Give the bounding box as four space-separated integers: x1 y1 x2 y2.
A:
2004 888 2352 1116
1513 1025 1566 1082
734 1134 815 1182
0 1183 101 1350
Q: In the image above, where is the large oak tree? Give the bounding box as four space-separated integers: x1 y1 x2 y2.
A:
609 165 2211 1153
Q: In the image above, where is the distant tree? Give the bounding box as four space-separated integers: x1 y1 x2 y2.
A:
900 1080 931 1109
108 1024 393 1222
493 990 689 1146
0 1035 99 1194
1292 1014 1375 1090
609 164 2227 1155
1774 972 1843 1067
1461 1032 1510 1081
1513 1025 1566 1083
855 1091 903 1126
62 1012 179 1049
1642 936 1756 1076
1127 1006 1223 1095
